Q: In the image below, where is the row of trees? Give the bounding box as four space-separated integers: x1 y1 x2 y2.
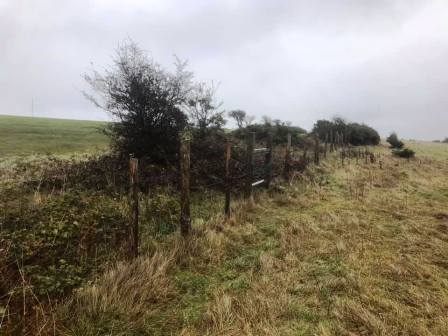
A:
312 118 380 146
84 41 311 163
84 41 230 163
85 41 382 165
231 117 307 145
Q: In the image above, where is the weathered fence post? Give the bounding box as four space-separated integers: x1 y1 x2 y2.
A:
324 133 328 159
314 135 320 165
245 132 255 199
180 133 191 236
365 148 368 164
283 133 292 180
265 133 273 188
330 130 334 152
224 139 231 218
129 157 139 258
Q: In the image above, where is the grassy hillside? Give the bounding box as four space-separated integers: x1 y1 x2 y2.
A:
0 115 109 157
59 143 448 335
2 135 448 335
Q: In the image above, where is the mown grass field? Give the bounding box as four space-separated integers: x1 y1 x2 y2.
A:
0 115 109 157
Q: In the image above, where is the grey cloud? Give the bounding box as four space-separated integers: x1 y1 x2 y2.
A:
1 0 447 139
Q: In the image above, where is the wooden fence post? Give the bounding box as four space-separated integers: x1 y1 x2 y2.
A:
265 133 273 188
245 132 255 199
324 133 328 159
129 157 139 258
330 130 334 152
180 134 191 236
283 133 292 180
224 139 231 217
314 135 320 165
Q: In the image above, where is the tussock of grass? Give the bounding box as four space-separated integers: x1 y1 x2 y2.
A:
72 252 175 314
61 251 176 335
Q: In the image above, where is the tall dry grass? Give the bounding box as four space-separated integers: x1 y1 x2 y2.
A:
59 145 448 335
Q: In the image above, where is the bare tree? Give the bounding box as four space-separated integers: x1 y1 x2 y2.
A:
244 115 256 127
184 81 226 136
228 109 246 128
262 115 272 126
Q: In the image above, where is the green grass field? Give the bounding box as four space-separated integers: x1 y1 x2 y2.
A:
0 115 109 157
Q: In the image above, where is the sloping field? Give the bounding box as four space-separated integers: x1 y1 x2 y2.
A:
0 115 109 157
61 143 448 335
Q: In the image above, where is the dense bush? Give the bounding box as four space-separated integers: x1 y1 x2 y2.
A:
348 123 381 146
392 148 415 158
231 120 307 146
312 118 380 146
84 41 193 163
386 132 404 149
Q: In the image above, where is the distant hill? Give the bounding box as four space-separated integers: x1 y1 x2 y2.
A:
0 115 109 157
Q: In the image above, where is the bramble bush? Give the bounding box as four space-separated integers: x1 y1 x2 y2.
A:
0 189 128 333
392 148 415 159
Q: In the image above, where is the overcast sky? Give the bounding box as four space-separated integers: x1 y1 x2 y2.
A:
1 0 447 139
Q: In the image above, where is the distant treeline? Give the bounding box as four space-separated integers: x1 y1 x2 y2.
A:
84 40 380 164
231 119 307 146
312 118 380 146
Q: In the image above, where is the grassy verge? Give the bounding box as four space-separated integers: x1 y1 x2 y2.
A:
57 144 448 335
